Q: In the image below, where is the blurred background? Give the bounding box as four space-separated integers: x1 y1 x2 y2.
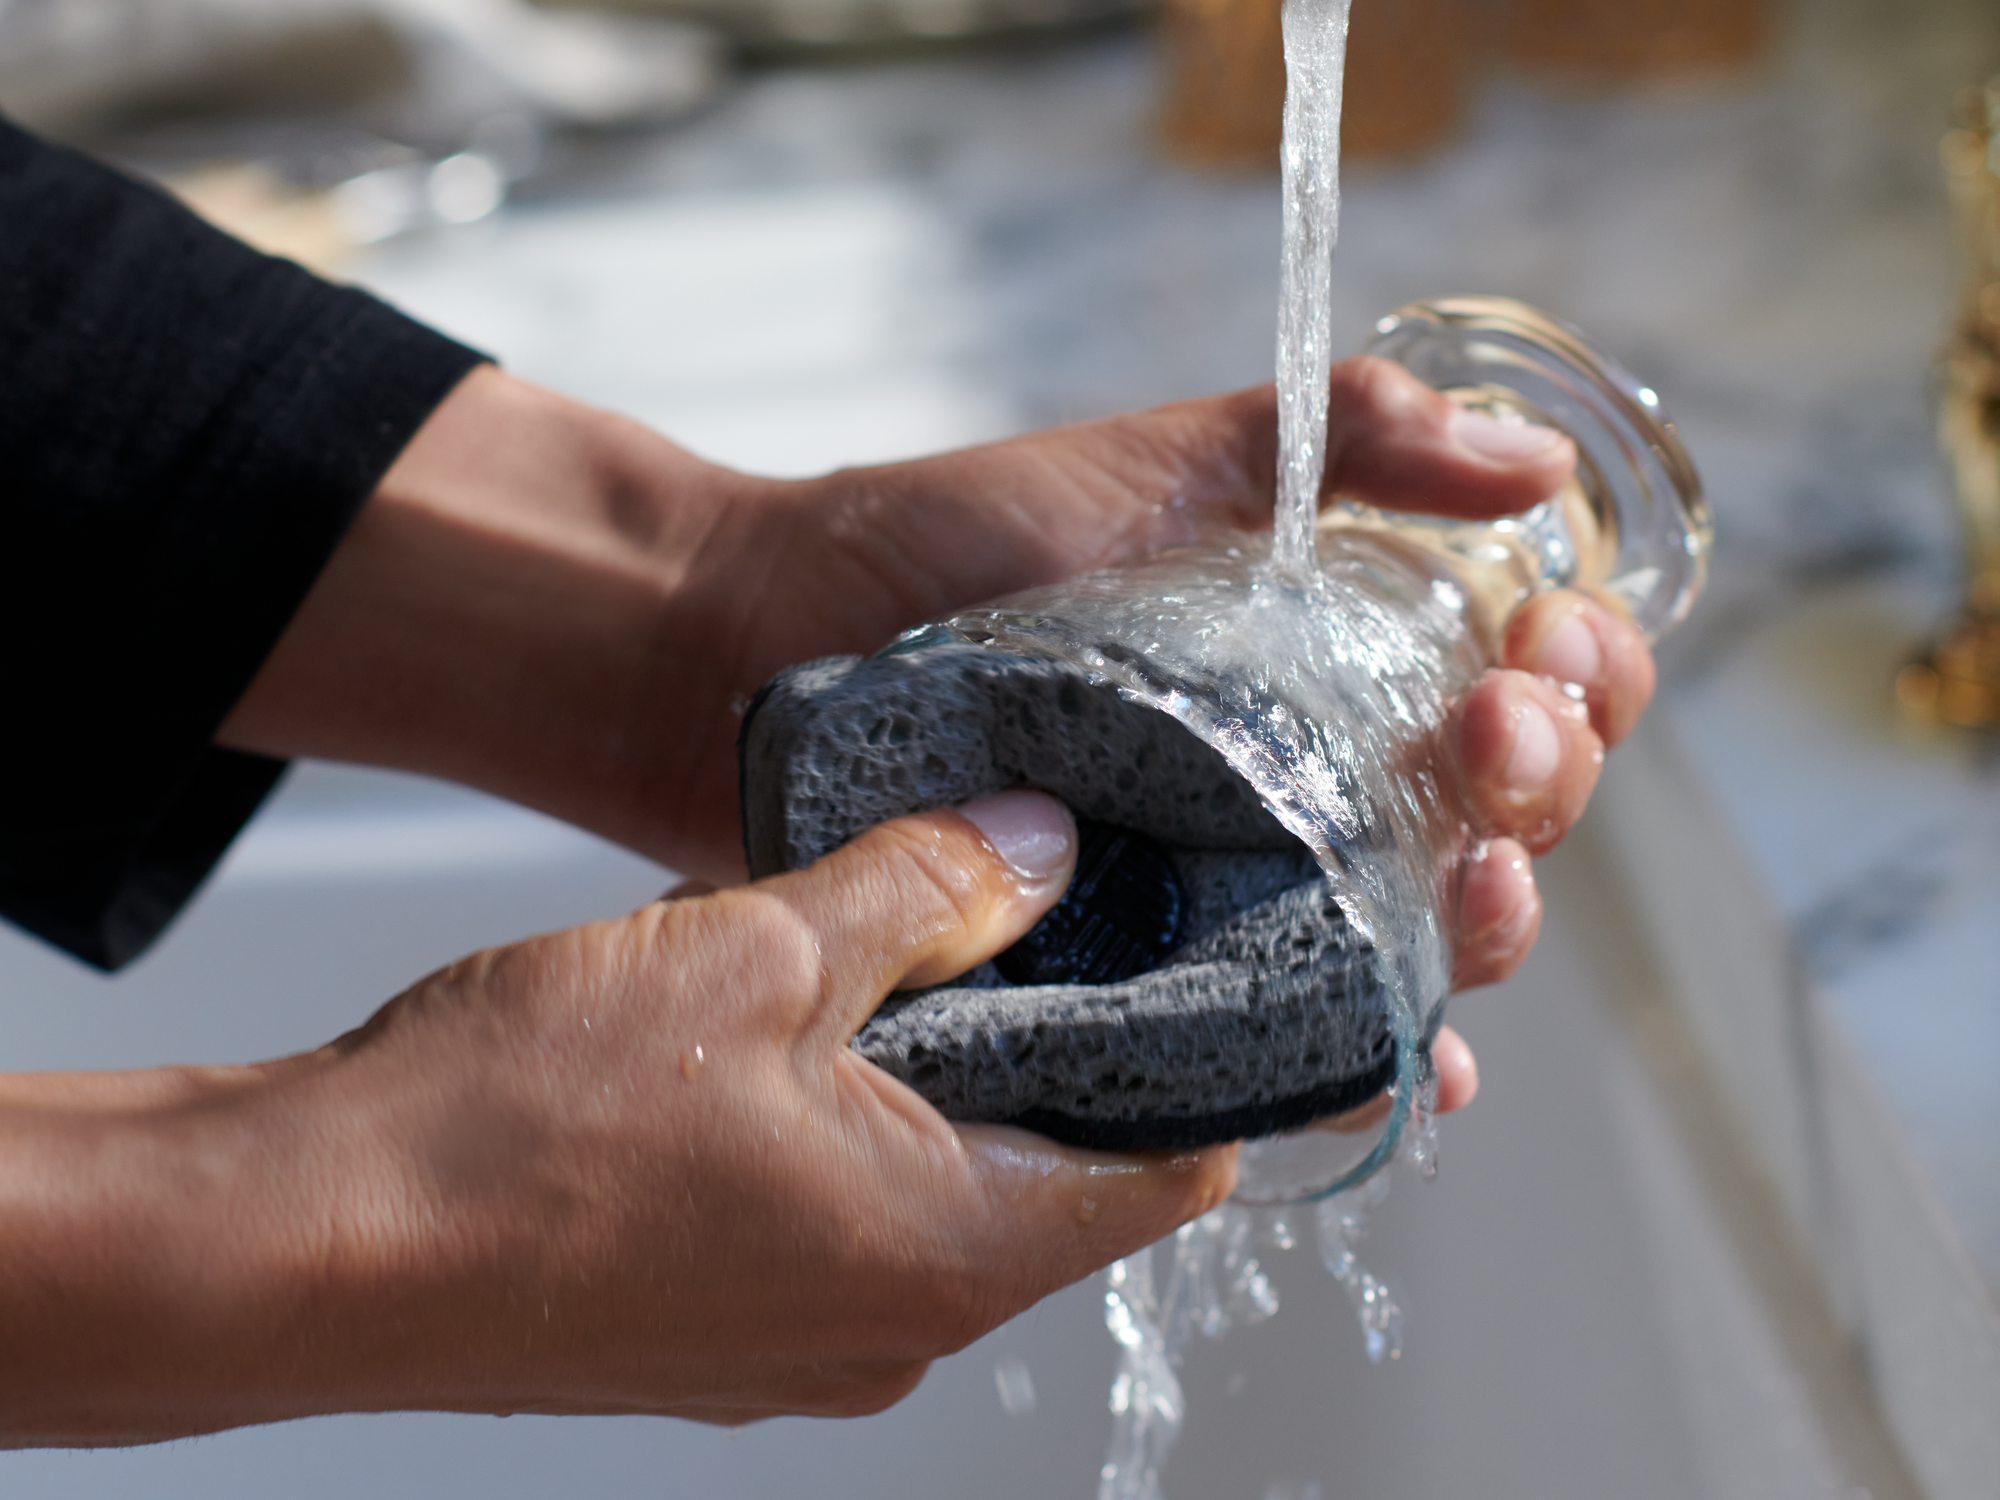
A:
3 0 2000 1495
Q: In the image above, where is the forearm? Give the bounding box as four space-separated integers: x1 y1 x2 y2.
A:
207 365 1255 882
0 1061 330 1444
214 365 773 875
0 1046 558 1446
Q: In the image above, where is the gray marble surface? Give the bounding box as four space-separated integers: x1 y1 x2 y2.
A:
1669 572 2000 1291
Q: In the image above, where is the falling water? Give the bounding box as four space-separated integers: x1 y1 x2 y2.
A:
1093 2 1423 1494
1271 0 1355 578
938 34 1701 1482
940 535 1471 1500
1095 1064 1439 1500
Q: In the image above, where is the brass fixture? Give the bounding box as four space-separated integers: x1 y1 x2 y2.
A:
1900 82 2000 730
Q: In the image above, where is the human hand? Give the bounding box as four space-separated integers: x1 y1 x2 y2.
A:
690 360 1651 1121
1352 581 1655 1123
0 791 1231 1443
716 359 1647 1122
322 790 1231 1424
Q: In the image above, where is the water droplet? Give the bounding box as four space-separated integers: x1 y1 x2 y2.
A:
993 1357 1037 1415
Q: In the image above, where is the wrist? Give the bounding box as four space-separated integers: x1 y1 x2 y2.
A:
217 367 773 868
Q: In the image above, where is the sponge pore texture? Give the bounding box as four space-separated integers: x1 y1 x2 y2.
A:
739 642 1412 1151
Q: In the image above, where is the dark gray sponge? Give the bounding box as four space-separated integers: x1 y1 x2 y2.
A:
741 645 1294 874
739 641 1420 1151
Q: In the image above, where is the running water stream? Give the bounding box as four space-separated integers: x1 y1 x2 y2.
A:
1272 0 1354 577
1091 3 1431 1495
1054 30 1704 1484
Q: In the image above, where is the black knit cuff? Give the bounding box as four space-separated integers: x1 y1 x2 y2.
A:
0 117 489 969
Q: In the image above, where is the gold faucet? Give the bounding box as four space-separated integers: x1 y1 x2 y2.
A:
1899 82 2000 728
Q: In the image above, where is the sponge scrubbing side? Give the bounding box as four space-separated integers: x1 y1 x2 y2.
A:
738 642 1424 1150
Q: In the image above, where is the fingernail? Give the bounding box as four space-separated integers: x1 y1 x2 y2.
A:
1449 407 1566 462
959 791 1074 880
1506 700 1562 790
1534 609 1601 687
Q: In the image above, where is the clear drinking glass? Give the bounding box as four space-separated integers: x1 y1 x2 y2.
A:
900 295 1709 1202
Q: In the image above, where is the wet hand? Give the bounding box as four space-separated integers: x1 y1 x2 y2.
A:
246 790 1234 1429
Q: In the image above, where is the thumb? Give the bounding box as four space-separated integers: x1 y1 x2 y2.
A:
768 791 1238 1301
1325 355 1577 519
761 789 1079 1044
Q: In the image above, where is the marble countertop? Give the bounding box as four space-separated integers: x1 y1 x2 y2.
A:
1668 571 2000 1289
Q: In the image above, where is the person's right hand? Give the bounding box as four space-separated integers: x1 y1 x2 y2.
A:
0 790 1233 1445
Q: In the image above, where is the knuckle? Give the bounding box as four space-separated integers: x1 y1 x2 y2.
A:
924 1283 1015 1358
1330 352 1419 419
867 817 997 935
1604 634 1658 746
894 1255 1019 1359
676 889 824 1021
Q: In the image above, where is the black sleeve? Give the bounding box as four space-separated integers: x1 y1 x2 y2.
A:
0 118 489 972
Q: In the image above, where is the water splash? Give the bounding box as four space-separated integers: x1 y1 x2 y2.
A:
1097 1101 1435 1500
1315 1174 1402 1365
1098 1207 1283 1500
1090 0 1437 1487
993 1356 1038 1416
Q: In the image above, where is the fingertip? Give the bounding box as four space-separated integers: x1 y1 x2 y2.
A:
1503 591 1657 747
1432 1025 1479 1113
956 789 1077 887
961 1127 1239 1290
1446 406 1570 465
1457 669 1601 854
1594 602 1658 745
1511 595 1601 684
1324 358 1578 519
1453 836 1541 989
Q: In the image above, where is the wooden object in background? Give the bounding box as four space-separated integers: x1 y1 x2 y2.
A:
1342 0 1473 160
1157 0 1474 170
1156 0 1286 168
1504 0 1769 79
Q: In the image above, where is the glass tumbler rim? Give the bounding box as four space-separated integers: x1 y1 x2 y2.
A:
1363 294 1712 642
